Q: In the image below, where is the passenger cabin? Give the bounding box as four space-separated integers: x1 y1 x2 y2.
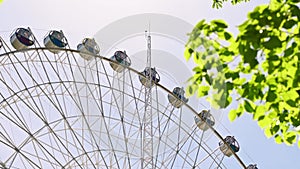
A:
167 87 189 108
247 164 258 169
44 30 67 53
219 136 240 157
139 67 160 88
77 38 100 60
194 110 215 131
10 28 34 50
110 51 131 72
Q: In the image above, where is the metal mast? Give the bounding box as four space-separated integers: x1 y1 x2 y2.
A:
142 31 154 169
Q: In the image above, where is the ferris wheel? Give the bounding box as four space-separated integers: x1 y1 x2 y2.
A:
0 27 257 169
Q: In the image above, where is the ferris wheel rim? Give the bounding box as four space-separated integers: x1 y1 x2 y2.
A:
0 47 248 169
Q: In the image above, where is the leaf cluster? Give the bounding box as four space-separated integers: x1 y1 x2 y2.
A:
212 0 250 8
186 0 300 147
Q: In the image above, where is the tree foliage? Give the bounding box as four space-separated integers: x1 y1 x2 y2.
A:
212 0 250 8
185 0 300 147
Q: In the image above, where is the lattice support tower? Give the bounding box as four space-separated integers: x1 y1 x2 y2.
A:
142 31 154 169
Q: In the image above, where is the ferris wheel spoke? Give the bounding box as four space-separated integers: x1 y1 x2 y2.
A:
55 53 116 169
182 128 202 168
0 57 48 131
0 106 29 136
95 57 130 169
114 70 133 168
169 125 196 168
0 59 29 101
23 140 62 168
17 127 70 168
94 58 122 169
40 133 70 166
0 79 82 166
194 146 218 168
3 139 42 169
191 128 206 168
46 124 86 169
34 115 100 167
172 108 185 168
17 104 87 169
18 154 37 169
36 53 103 169
155 106 176 163
208 151 225 169
0 131 20 163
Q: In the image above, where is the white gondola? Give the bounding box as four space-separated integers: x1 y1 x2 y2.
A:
194 110 215 131
168 87 189 108
10 28 34 50
77 38 100 60
139 67 160 88
110 51 131 72
247 164 258 169
44 30 67 54
219 136 240 157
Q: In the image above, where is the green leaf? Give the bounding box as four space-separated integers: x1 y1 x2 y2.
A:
284 131 297 145
269 0 282 10
195 19 206 30
244 100 255 113
286 100 297 107
204 74 212 85
291 116 300 127
275 134 283 144
193 52 201 64
242 48 258 68
226 82 234 91
224 32 232 40
184 47 194 60
280 122 289 133
268 111 278 119
225 71 238 80
197 86 210 97
263 36 282 50
288 0 300 3
283 89 299 100
255 74 266 83
233 77 246 86
192 66 202 73
186 84 197 97
283 20 297 29
236 104 245 117
254 105 266 120
284 46 295 57
271 125 280 134
298 140 300 149
279 110 289 122
264 127 273 138
258 116 272 128
290 4 300 19
211 20 228 29
266 90 277 102
212 0 222 9
229 109 237 122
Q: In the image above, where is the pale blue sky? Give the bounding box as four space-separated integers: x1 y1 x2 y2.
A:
0 0 299 168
